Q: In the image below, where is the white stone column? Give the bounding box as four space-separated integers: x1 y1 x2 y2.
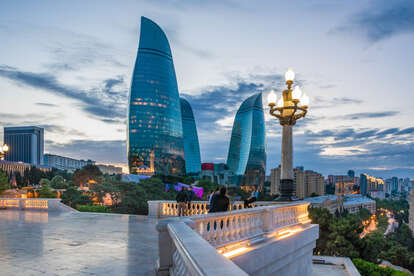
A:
281 124 293 180
156 218 177 276
148 200 161 218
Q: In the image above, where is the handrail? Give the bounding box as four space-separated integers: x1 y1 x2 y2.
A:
167 221 248 276
156 201 312 275
148 200 283 218
0 198 77 212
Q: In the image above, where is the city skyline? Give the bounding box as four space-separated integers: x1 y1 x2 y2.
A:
1 1 414 177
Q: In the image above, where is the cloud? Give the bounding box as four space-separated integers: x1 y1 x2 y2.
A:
345 111 398 120
332 97 363 104
376 128 399 137
35 102 58 107
335 0 414 42
0 65 127 122
397 127 414 135
46 139 126 164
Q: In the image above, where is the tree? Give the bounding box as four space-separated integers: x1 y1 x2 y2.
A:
378 243 414 271
361 232 387 263
50 175 67 189
308 207 334 254
91 179 119 205
358 208 371 222
0 169 10 194
112 177 176 215
196 179 218 199
352 258 409 276
38 184 56 198
61 187 92 208
72 165 103 186
27 166 46 185
39 178 50 186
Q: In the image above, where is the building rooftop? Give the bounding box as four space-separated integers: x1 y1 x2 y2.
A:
343 194 375 205
0 209 158 275
312 256 361 276
303 195 337 204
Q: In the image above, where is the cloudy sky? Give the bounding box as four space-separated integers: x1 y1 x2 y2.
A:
1 0 414 178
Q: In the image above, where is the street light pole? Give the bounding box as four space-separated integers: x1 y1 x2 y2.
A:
267 69 309 201
0 144 9 160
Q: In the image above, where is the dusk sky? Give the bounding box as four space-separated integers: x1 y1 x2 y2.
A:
1 0 414 178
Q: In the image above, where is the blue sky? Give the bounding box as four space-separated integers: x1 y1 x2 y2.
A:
1 0 414 178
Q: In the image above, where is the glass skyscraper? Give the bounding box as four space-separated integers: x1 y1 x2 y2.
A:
128 17 185 175
226 93 266 188
180 98 201 174
4 126 44 165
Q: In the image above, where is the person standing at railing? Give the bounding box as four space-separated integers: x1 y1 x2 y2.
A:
186 186 195 215
209 187 229 213
244 185 259 208
176 187 187 216
207 188 219 211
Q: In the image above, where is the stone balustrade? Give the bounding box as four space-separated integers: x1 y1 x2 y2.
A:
148 200 277 218
0 198 76 212
156 201 318 276
160 219 248 276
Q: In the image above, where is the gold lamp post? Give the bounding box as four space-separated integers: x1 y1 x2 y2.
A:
267 69 309 201
0 144 9 160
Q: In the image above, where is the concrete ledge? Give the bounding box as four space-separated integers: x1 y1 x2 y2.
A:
232 224 319 276
167 221 248 276
312 256 361 276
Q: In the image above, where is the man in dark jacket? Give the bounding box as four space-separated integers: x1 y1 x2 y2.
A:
209 187 229 213
176 187 187 216
186 185 195 214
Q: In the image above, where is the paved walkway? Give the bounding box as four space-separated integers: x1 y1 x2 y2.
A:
0 210 159 276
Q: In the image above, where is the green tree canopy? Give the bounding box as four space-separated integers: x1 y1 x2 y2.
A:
0 169 10 194
38 184 56 198
72 165 103 186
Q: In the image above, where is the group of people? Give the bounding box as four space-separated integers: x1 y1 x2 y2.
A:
175 185 196 216
175 185 260 216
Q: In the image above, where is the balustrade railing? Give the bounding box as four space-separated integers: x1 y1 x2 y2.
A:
148 200 279 218
190 202 310 247
156 201 313 276
0 198 76 212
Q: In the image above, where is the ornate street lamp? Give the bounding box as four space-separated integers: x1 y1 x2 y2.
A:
267 69 309 201
0 144 9 160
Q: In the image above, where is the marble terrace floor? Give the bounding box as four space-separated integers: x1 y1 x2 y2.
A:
0 210 159 276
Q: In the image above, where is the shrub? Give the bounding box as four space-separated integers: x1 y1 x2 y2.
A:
76 205 112 213
352 258 410 276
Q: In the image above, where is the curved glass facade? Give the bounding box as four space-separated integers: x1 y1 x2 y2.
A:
226 93 266 187
128 17 185 175
180 98 201 174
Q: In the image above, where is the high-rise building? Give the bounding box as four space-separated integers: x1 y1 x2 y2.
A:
385 178 392 194
128 17 185 175
199 163 234 186
226 93 266 188
180 98 201 174
347 170 355 178
334 175 355 196
44 154 95 172
271 166 324 199
391 177 399 192
4 126 44 165
360 173 384 196
410 190 414 233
